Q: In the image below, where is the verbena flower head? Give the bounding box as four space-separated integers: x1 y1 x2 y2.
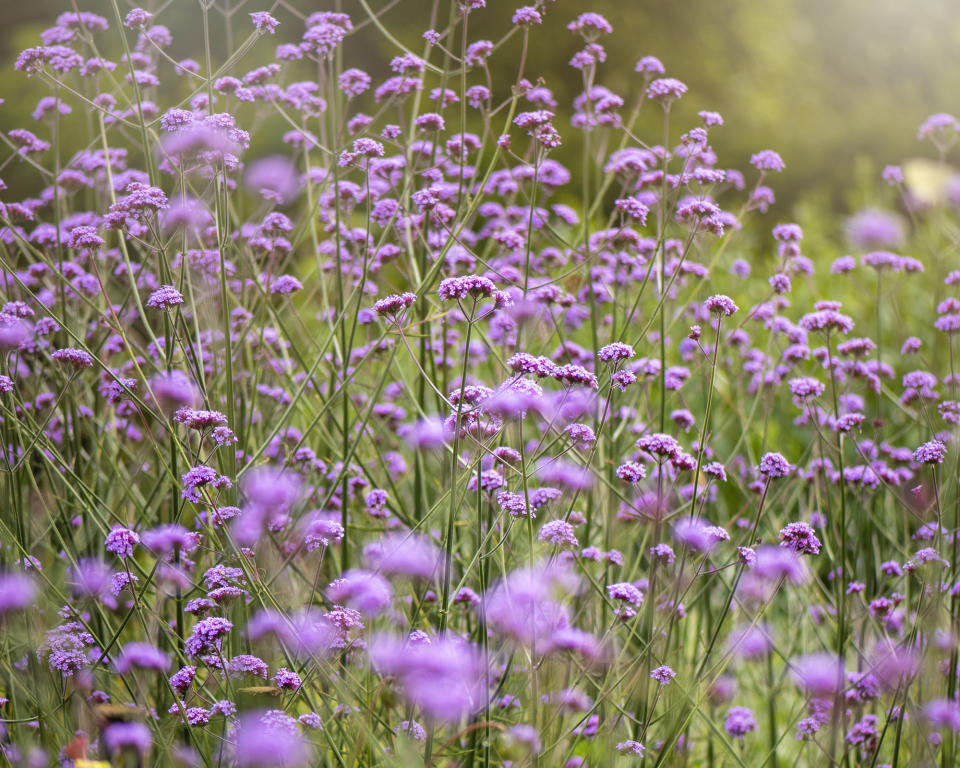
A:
567 13 613 37
115 642 170 674
778 522 821 555
327 570 393 615
647 78 687 105
0 573 36 614
750 150 785 172
637 433 681 459
368 634 487 721
363 532 444 580
598 342 635 363
105 526 139 558
724 707 758 739
233 710 311 766
704 294 738 316
757 452 792 479
650 665 676 685
790 653 844 697
250 11 279 34
538 520 579 549
146 285 184 310
104 722 152 756
914 439 947 465
438 274 498 301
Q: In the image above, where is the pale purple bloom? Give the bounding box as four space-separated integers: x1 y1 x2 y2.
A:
104 722 151 755
778 522 821 555
650 665 676 684
914 439 947 465
750 150 785 172
790 653 844 697
724 707 758 739
250 11 279 33
105 526 139 558
363 532 444 580
368 634 487 721
146 285 184 310
538 520 579 548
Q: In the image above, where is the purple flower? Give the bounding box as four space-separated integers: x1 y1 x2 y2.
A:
66 225 104 250
750 546 808 584
513 6 542 25
647 78 687 104
148 370 200 413
790 653 844 697
174 408 227 430
538 520 579 549
750 150 785 172
615 196 650 224
115 642 170 674
437 274 498 301
598 342 635 363
363 532 444 580
757 452 792 479
672 519 720 553
567 12 613 36
847 209 905 250
146 284 185 310
227 654 268 679
396 720 426 741
69 559 112 598
368 634 487 721
918 112 960 143
52 347 94 369
374 292 416 318
250 11 279 33
727 623 774 660
104 722 151 755
169 665 197 695
233 711 311 766
635 56 665 76
800 303 855 334
902 337 922 354
105 526 139 558
778 522 821 555
617 461 647 483
607 582 643 606
704 294 738 316
124 8 152 28
616 740 645 755
925 699 960 731
244 156 299 203
181 464 232 503
883 165 904 185
650 665 676 685
269 275 303 295
637 433 681 459
789 377 824 401
274 667 301 690
482 564 575 647
914 439 947 465
326 570 393 615
724 707 758 739
185 616 233 657
0 573 36 614
339 68 371 97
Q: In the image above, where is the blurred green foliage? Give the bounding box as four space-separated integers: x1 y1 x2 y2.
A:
2 0 958 221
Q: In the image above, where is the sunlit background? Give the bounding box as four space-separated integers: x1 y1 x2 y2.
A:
3 0 959 214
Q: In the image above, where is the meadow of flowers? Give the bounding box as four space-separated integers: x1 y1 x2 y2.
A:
3 0 960 765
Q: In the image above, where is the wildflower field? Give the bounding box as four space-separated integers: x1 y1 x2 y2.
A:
3 0 960 765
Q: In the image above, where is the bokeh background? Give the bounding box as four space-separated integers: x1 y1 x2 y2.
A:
3 0 959 216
